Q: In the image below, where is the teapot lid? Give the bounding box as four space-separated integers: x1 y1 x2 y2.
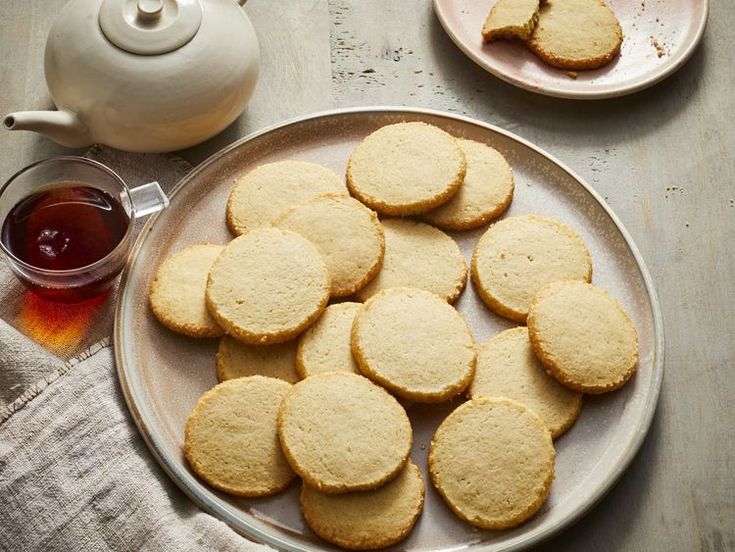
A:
99 0 202 55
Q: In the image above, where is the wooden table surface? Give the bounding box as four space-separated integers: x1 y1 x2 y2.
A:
1 1 733 550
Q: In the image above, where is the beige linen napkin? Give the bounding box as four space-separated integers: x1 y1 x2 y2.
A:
0 147 273 550
0 338 271 551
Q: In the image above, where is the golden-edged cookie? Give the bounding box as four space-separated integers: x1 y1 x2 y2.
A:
226 160 347 235
527 280 638 393
278 372 412 493
482 0 542 42
149 244 225 338
275 195 384 297
429 397 555 529
216 336 300 384
296 302 361 378
352 287 476 403
206 228 330 345
528 0 623 70
184 376 295 496
423 139 514 231
300 462 425 550
471 214 591 322
346 122 466 216
356 219 467 303
469 327 582 438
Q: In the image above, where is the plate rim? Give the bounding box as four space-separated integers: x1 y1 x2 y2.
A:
432 0 709 100
114 106 665 551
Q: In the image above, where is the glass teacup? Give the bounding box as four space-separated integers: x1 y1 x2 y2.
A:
0 156 168 303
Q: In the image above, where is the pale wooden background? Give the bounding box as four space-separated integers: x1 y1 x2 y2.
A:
0 1 733 551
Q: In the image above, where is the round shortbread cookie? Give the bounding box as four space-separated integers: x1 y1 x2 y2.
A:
346 122 466 216
296 302 361 378
149 244 225 338
278 372 412 493
429 397 555 529
528 0 623 70
352 287 476 403
423 139 514 231
527 281 639 394
216 336 300 384
206 228 330 345
355 219 467 303
226 160 347 235
469 327 582 438
301 461 425 550
471 214 592 322
184 376 295 497
275 195 384 297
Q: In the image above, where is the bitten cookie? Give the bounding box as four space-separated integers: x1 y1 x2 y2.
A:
429 397 555 529
469 327 582 438
528 0 623 70
423 139 514 231
184 376 295 496
300 461 425 550
482 0 542 42
527 280 638 393
226 160 347 235
275 195 384 297
296 302 361 378
206 228 330 345
352 288 476 403
356 219 467 303
217 336 300 384
149 244 225 338
278 372 412 493
471 214 592 322
346 122 466 216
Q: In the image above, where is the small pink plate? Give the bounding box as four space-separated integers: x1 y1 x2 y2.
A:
433 0 708 99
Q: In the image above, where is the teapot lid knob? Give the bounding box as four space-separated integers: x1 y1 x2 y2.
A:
99 0 202 55
137 0 164 19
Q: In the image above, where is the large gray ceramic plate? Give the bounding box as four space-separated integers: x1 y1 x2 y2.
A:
115 107 663 551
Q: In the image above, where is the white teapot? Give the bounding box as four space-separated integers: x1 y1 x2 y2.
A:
4 0 260 153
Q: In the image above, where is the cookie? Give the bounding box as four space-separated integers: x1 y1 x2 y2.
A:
300 461 425 550
226 160 347 235
471 214 592 322
278 372 412 493
527 280 638 393
149 244 225 338
216 336 300 384
275 195 384 297
528 0 623 70
206 228 330 345
346 122 466 216
184 376 295 496
352 287 476 403
429 397 555 529
296 302 361 378
355 219 467 303
423 139 514 231
482 0 542 42
469 327 582 438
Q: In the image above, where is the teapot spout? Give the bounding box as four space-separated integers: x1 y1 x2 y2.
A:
4 110 91 148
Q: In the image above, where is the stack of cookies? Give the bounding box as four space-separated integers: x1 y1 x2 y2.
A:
149 121 638 548
481 0 623 72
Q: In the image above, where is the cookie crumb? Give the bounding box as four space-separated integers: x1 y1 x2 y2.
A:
651 37 666 58
567 71 578 79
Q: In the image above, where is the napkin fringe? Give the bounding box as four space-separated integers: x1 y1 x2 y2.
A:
0 337 111 425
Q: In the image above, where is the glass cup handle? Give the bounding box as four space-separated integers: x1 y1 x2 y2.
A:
128 181 169 218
